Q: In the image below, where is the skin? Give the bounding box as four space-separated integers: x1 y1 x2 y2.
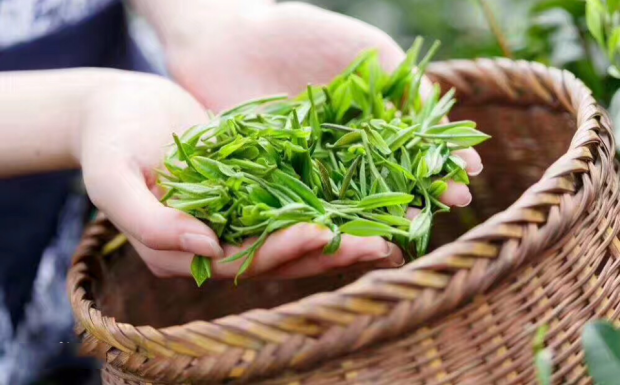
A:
0 1 483 280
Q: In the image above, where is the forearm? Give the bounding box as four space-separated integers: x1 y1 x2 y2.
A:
129 0 275 46
0 69 127 178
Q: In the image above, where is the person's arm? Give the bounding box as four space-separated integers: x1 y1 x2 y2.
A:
0 69 120 177
0 68 225 270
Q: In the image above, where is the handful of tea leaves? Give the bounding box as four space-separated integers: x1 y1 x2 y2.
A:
160 38 490 286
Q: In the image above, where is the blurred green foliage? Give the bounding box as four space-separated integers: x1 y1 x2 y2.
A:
299 0 620 106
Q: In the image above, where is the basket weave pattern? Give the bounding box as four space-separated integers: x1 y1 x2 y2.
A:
69 59 618 384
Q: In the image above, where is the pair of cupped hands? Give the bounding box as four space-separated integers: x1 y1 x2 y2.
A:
82 2 483 280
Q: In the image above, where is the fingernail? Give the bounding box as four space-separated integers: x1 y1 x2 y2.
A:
374 249 405 268
180 233 224 258
468 163 484 176
387 244 405 266
456 191 473 208
364 244 404 266
359 243 397 262
360 253 388 262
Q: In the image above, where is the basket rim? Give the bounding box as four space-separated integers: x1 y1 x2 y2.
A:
68 58 615 383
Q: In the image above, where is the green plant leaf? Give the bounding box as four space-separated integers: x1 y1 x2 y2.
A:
586 0 606 47
323 228 342 255
316 159 336 201
535 349 553 385
218 136 251 159
167 196 224 211
173 133 196 171
429 180 448 197
533 325 552 385
426 120 477 135
387 124 420 151
328 131 362 148
367 127 392 155
425 145 448 176
191 255 212 287
358 192 414 209
608 28 620 61
418 127 491 147
340 156 361 199
272 170 325 213
583 320 620 384
340 219 403 238
220 94 288 117
160 182 225 197
408 210 431 239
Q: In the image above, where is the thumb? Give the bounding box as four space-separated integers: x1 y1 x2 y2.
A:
83 156 224 259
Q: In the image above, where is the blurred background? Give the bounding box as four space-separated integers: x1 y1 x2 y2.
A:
133 0 620 119
297 0 620 106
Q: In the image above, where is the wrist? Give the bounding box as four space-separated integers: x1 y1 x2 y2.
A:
130 0 276 48
0 68 135 177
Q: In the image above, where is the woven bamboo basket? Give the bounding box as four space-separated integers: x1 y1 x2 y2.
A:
68 58 619 384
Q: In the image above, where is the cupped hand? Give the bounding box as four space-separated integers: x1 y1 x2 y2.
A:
78 72 482 280
154 2 484 278
84 0 487 280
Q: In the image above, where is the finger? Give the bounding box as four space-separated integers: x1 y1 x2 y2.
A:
83 156 224 259
406 207 422 220
419 75 435 103
211 223 334 278
126 234 194 277
453 148 483 176
440 180 472 207
263 236 404 279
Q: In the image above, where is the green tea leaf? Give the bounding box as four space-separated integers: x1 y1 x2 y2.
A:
340 219 399 238
323 228 342 255
316 159 336 201
418 127 491 147
408 210 431 239
191 255 212 287
535 349 553 385
360 157 368 197
218 136 250 159
327 131 362 148
387 124 421 151
425 144 449 176
340 156 361 200
272 170 325 213
362 213 411 227
220 94 288 117
161 182 225 197
533 325 552 385
429 180 448 198
415 230 431 256
173 133 196 171
192 156 235 179
358 192 414 209
367 127 392 155
167 196 224 211
426 121 477 135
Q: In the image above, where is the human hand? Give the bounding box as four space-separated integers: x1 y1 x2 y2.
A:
151 1 482 276
78 70 483 280
71 72 402 279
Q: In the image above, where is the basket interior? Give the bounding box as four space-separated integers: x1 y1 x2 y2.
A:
92 102 576 328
